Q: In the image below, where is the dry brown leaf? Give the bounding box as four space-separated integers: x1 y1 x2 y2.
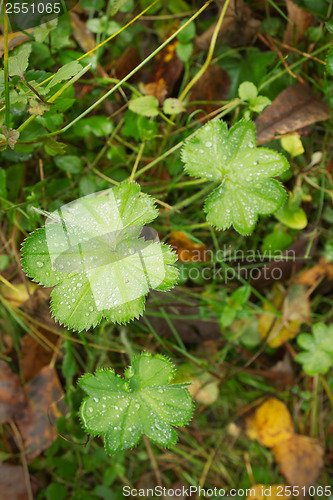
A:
70 12 108 79
273 434 324 489
283 0 313 46
196 0 260 50
0 361 26 424
70 11 95 53
295 257 333 286
245 398 294 447
15 366 67 461
0 30 34 57
258 284 310 348
246 484 291 500
113 46 141 81
20 330 58 381
188 65 230 119
0 464 39 500
255 84 330 144
169 231 209 263
144 38 183 104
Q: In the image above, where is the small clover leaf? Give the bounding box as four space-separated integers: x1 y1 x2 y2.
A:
181 119 289 235
78 352 194 454
296 323 333 375
21 182 178 331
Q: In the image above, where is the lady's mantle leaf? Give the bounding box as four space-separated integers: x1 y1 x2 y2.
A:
21 182 178 331
296 323 333 375
78 352 194 454
181 119 289 235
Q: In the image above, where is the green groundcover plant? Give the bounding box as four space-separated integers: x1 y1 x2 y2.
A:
20 117 292 452
78 352 194 454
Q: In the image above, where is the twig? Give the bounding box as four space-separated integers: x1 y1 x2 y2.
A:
143 435 162 487
9 421 34 500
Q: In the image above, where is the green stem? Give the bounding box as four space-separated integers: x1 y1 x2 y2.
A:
4 1 10 130
48 0 213 135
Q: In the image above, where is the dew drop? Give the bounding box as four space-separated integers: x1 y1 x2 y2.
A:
36 261 43 268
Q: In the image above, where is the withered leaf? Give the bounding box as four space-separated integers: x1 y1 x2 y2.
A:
20 330 58 381
114 46 141 81
295 257 333 286
169 231 209 263
273 434 324 489
258 284 311 348
255 84 330 144
0 361 26 424
245 397 294 447
283 0 313 46
0 464 39 500
246 484 291 500
196 0 260 50
15 366 67 460
145 38 183 104
188 65 230 119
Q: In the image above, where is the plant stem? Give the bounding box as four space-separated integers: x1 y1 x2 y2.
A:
179 0 232 101
3 0 10 130
51 0 213 135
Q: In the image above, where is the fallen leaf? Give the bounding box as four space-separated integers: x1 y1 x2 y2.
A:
0 464 39 500
273 434 324 489
113 46 141 81
245 397 294 447
169 231 209 263
246 484 291 500
255 84 330 144
188 65 230 119
295 257 333 286
144 37 183 104
258 284 311 348
15 366 67 460
20 329 58 381
187 374 219 405
1 282 37 307
0 30 35 58
70 11 95 53
0 361 26 424
196 0 260 50
283 0 313 46
70 12 107 79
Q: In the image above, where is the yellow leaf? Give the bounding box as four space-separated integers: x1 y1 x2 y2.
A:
258 284 310 347
281 133 304 157
245 398 294 447
246 484 291 500
187 375 219 405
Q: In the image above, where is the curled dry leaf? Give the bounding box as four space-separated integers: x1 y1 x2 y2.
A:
255 84 330 144
245 398 294 447
295 257 333 287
